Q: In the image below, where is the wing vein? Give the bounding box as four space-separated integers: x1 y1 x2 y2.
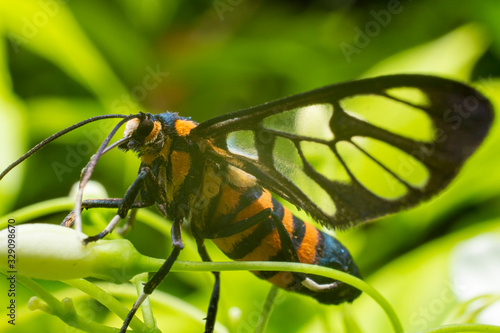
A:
349 140 421 193
262 128 331 144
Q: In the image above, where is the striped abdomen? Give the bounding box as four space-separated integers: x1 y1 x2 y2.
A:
210 178 361 304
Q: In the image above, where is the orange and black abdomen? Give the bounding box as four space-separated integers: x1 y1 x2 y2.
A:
210 183 361 305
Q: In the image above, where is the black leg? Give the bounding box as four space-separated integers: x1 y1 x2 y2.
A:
81 198 152 209
61 199 152 228
120 218 184 333
190 209 275 331
116 207 138 236
83 167 163 243
194 235 220 333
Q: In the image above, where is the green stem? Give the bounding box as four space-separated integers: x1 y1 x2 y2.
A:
93 282 228 333
133 273 157 330
14 274 66 314
169 260 404 333
254 286 279 333
63 279 151 333
0 197 74 228
455 295 500 323
417 323 500 332
3 273 118 333
167 261 500 333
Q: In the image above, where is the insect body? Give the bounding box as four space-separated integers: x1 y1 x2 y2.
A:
0 75 493 333
126 113 361 305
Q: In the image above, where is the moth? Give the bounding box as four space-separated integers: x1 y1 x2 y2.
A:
1 74 493 333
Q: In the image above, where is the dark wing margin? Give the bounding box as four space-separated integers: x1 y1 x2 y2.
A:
192 75 494 230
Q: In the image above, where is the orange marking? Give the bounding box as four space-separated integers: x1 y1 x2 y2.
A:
234 190 273 221
142 133 170 165
175 119 197 136
160 136 172 160
141 154 156 165
281 207 295 236
145 121 162 143
297 221 320 265
212 190 273 254
212 221 262 255
170 151 191 195
241 207 294 265
214 185 241 218
245 210 295 290
252 214 319 289
241 227 281 261
266 272 294 289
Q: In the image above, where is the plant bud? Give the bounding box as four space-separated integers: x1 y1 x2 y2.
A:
0 224 158 282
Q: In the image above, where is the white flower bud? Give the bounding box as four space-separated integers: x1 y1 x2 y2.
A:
0 224 156 282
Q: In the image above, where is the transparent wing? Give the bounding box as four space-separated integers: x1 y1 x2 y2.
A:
192 75 494 229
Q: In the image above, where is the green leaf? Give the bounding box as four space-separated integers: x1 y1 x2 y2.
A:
364 24 489 80
0 1 129 109
0 21 27 213
351 219 500 333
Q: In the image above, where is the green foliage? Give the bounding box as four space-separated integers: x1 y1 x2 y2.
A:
1 1 500 332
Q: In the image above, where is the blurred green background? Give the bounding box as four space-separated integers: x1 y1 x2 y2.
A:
1 1 500 332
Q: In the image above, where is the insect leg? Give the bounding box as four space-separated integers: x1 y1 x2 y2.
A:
84 167 163 243
117 207 138 236
61 199 152 228
300 278 341 291
191 210 274 331
81 198 152 209
120 217 184 333
194 235 220 333
269 213 345 293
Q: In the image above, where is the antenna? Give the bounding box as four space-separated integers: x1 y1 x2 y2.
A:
73 113 141 233
0 114 128 181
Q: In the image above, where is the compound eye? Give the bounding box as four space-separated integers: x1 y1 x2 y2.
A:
134 117 154 140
